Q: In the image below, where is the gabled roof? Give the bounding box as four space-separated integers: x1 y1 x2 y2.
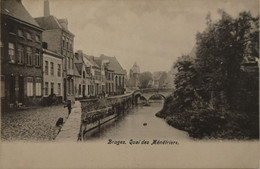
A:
73 64 81 77
83 55 99 68
75 63 83 75
35 15 61 30
35 15 74 36
1 0 41 28
100 55 126 75
93 57 102 67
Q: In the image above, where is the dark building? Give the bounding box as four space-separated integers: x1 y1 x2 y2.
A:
1 0 43 110
35 0 75 102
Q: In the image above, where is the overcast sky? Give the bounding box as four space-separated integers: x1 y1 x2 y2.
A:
22 0 258 73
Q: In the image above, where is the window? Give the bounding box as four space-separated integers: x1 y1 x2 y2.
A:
62 37 65 48
35 35 40 42
18 29 23 37
71 58 74 69
63 58 66 70
58 83 61 95
27 77 33 96
45 82 48 95
79 84 81 95
35 78 42 96
70 40 72 51
67 79 70 94
9 25 15 34
45 61 48 75
67 57 70 69
26 47 32 65
51 83 54 94
8 43 15 63
50 62 54 75
26 32 32 40
66 38 69 49
35 50 40 66
71 80 74 94
86 67 90 74
83 71 86 78
57 64 61 77
17 44 24 64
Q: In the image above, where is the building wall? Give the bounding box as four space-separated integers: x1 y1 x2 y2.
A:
114 74 126 95
1 15 43 108
74 75 82 98
42 29 62 53
41 27 75 101
43 52 63 98
61 31 74 101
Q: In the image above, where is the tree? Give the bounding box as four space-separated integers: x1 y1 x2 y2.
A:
173 55 198 111
195 10 259 108
158 10 259 139
138 71 153 89
158 72 168 87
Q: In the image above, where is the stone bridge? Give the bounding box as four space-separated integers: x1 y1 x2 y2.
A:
133 88 173 104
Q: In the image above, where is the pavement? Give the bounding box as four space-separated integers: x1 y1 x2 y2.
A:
55 101 82 142
1 105 68 142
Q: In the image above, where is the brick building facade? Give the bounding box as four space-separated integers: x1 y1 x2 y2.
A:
1 0 43 110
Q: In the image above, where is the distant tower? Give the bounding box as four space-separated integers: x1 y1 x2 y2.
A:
44 0 50 17
129 62 140 78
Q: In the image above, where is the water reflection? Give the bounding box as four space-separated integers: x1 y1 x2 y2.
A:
84 101 190 141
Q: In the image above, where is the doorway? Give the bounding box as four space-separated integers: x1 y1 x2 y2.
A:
9 76 15 104
18 76 24 103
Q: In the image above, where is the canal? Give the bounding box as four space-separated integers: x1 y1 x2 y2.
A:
84 101 191 141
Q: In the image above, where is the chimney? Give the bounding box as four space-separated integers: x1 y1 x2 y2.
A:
44 0 50 17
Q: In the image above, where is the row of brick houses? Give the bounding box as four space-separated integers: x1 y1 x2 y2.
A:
1 0 126 110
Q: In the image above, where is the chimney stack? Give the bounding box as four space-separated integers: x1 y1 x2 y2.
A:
44 0 50 17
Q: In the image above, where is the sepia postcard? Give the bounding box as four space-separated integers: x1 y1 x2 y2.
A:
0 0 259 168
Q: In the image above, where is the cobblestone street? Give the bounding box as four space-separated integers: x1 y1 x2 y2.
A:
1 105 69 142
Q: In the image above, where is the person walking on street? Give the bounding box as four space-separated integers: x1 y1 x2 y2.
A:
64 100 72 116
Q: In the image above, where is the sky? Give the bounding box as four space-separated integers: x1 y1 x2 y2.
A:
22 0 259 73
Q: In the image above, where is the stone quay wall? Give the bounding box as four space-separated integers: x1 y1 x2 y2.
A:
79 92 134 140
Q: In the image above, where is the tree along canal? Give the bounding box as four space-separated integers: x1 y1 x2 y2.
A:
84 101 191 141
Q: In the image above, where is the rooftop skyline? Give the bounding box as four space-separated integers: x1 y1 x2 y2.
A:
22 0 258 73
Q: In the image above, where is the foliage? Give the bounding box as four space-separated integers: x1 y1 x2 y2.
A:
157 10 259 139
138 71 153 89
158 72 168 87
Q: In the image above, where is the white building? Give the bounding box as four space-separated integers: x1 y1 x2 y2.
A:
43 48 63 99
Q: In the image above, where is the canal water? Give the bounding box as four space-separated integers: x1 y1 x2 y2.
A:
84 101 191 141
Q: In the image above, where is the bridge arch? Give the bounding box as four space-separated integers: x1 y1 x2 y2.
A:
133 88 173 105
147 93 166 101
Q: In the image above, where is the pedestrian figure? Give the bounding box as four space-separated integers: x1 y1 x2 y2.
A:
64 100 72 116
